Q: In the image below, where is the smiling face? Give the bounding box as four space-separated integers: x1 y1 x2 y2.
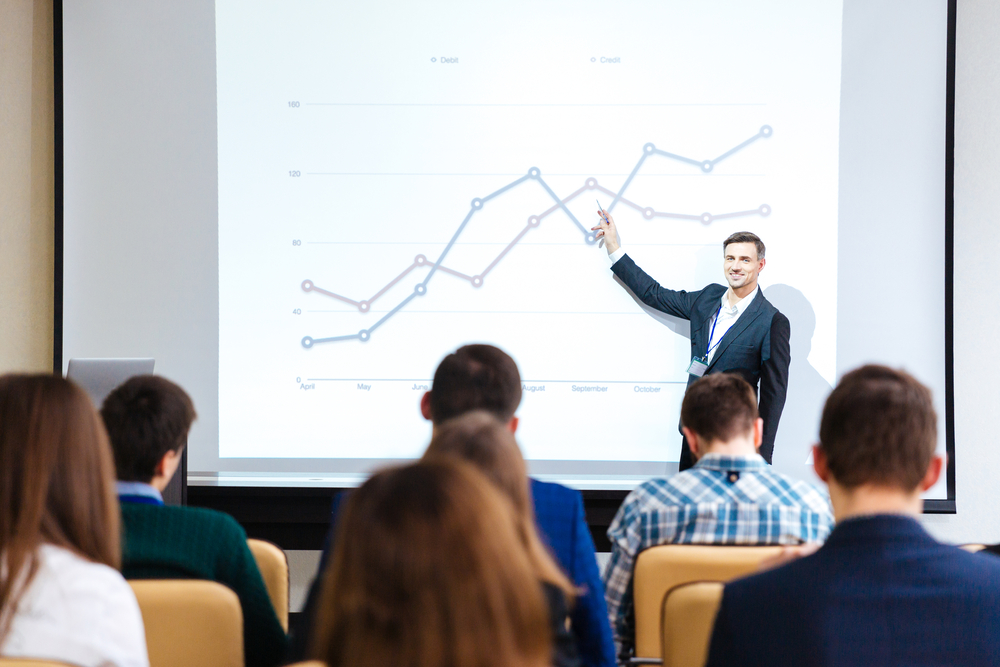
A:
723 242 765 291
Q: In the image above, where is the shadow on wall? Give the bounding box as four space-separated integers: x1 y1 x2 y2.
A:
763 284 831 484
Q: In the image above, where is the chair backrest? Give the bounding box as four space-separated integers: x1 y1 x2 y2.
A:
660 581 724 667
247 538 290 631
0 661 78 666
633 544 783 659
960 543 987 553
129 580 243 667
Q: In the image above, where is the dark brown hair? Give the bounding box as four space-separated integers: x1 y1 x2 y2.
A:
723 231 765 260
100 375 196 482
310 460 551 667
429 344 522 424
423 411 575 598
819 364 937 491
680 373 759 444
0 374 121 641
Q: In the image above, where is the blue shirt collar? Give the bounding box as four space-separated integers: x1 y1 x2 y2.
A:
692 453 768 472
116 481 164 504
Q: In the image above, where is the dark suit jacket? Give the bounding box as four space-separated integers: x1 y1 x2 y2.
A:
707 515 1000 667
611 253 790 461
288 479 616 667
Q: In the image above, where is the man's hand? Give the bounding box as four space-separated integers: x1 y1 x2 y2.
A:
591 209 620 256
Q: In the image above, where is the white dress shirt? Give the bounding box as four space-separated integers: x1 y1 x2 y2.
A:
1 544 149 667
705 285 758 363
608 246 758 364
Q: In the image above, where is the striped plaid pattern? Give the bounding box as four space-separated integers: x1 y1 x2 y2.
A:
603 453 834 660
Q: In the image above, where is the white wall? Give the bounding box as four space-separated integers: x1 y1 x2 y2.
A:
920 0 1000 544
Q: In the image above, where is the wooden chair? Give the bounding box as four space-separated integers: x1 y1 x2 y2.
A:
660 581 724 667
632 544 783 662
130 580 243 667
247 538 290 631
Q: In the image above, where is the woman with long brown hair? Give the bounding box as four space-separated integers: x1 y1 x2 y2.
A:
422 411 580 667
310 460 552 667
0 374 148 666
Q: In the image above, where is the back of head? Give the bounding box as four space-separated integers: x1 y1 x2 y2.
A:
100 375 197 482
429 344 521 424
681 373 759 444
311 460 551 667
819 365 937 491
0 374 120 638
422 412 574 597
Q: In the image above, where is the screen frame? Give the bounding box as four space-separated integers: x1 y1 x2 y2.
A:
50 0 958 512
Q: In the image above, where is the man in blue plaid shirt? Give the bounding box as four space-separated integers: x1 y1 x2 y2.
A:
603 373 834 662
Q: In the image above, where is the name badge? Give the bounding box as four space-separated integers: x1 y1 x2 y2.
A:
687 357 709 377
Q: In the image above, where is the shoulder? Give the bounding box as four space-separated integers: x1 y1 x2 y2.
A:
624 475 698 512
757 294 788 325
123 504 247 548
530 478 581 506
36 545 133 596
702 284 727 300
22 545 148 664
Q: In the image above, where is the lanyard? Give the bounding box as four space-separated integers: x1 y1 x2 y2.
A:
705 303 726 358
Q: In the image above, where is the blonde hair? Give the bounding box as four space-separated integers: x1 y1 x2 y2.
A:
423 410 576 599
310 460 551 667
0 374 121 640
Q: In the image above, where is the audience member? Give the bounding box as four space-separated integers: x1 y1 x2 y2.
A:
0 374 148 666
424 411 580 667
604 373 834 661
100 375 286 667
707 365 1000 666
293 344 614 667
309 460 552 667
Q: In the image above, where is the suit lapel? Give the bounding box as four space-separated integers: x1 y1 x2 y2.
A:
707 290 767 370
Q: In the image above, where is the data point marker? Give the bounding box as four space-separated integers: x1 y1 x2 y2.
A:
414 284 427 295
471 276 483 287
528 167 540 178
644 143 655 153
358 301 370 312
359 330 370 342
759 204 771 216
301 280 313 292
301 336 314 348
586 178 597 189
760 125 773 138
643 207 655 219
700 212 713 225
701 160 714 173
527 215 540 228
471 198 483 209
415 254 427 265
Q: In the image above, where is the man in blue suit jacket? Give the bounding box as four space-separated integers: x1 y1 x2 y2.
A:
707 365 1000 667
593 214 789 470
289 344 616 667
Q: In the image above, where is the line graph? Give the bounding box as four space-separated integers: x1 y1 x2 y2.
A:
301 125 772 348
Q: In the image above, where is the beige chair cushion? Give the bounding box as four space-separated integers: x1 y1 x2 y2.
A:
129 580 243 667
633 544 783 659
247 539 289 631
661 581 724 667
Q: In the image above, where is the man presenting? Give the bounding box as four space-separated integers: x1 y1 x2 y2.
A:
592 212 790 470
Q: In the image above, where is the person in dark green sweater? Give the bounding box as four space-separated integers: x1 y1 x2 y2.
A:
100 375 287 667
